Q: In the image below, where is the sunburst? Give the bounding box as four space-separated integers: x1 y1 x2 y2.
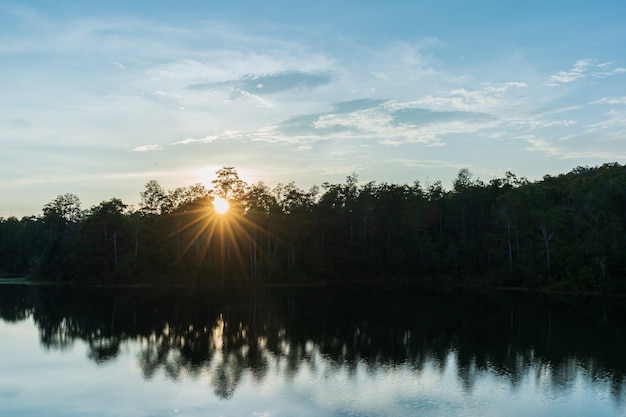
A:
213 197 229 214
158 196 269 283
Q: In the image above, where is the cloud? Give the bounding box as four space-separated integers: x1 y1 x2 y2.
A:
547 59 626 86
385 158 503 180
387 158 467 169
586 109 626 130
594 66 626 78
268 99 387 138
524 136 561 156
384 81 528 113
561 149 626 159
548 59 593 84
172 131 249 145
256 97 499 147
522 133 626 160
392 107 493 126
591 97 626 105
9 169 193 186
234 88 273 107
313 108 394 131
507 118 576 130
172 135 218 145
333 99 387 113
320 164 365 176
129 144 163 152
187 71 333 95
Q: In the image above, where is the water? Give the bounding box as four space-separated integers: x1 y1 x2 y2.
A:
0 284 624 416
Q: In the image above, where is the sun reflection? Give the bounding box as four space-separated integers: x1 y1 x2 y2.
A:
213 197 230 214
211 314 225 350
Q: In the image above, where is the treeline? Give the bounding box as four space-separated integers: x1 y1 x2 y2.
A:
1 163 625 292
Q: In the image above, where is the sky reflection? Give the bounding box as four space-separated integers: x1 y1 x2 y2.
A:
1 316 624 417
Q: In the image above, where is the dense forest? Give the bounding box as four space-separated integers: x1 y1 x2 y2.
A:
1 163 625 292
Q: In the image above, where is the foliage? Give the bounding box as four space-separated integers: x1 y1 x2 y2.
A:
2 163 626 292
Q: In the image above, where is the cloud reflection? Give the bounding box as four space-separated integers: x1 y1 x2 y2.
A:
1 285 625 415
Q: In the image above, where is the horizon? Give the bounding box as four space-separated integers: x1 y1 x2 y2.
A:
3 162 620 218
2 1 626 217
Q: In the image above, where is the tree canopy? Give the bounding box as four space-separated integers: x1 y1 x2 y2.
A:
2 163 626 293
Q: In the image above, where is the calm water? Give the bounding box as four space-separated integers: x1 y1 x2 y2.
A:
0 284 625 416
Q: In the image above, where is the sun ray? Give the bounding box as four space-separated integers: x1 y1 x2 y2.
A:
152 195 281 282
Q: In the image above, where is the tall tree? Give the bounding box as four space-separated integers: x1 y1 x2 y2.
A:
38 194 84 281
140 180 168 215
81 198 131 280
212 167 247 203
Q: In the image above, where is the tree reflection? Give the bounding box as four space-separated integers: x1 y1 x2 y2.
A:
1 284 626 404
88 336 120 364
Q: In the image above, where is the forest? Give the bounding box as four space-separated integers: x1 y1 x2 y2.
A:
1 163 625 293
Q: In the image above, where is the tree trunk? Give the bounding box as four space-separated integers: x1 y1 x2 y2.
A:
539 223 552 274
113 231 118 272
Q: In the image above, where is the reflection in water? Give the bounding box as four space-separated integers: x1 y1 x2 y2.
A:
1 284 625 415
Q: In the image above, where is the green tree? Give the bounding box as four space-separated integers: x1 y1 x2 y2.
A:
38 194 84 281
140 180 168 215
212 167 247 203
81 198 132 281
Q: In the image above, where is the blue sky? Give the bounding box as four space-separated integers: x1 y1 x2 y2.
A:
2 1 626 217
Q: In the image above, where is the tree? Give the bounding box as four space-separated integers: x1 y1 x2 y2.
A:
140 180 168 215
212 167 247 203
38 194 84 281
82 198 131 279
43 193 83 224
453 168 474 193
167 183 209 212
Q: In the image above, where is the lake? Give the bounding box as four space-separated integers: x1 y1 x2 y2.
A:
0 284 625 416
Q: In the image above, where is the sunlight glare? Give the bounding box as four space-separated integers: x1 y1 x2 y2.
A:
213 197 230 214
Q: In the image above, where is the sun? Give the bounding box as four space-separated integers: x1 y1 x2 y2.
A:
213 196 230 214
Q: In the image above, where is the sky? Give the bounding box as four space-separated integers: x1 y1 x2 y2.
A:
2 1 626 217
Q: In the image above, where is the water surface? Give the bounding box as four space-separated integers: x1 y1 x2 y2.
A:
0 284 624 416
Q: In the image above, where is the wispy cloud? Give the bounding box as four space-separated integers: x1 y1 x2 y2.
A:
252 98 500 147
10 169 193 186
507 118 576 130
384 82 528 113
319 164 365 176
547 59 626 86
172 135 218 145
188 71 333 95
524 136 562 156
385 158 504 180
548 59 593 85
594 65 626 78
591 97 626 105
172 130 248 145
586 109 626 130
129 144 163 152
233 88 273 107
523 134 626 160
387 158 468 169
202 76 581 150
